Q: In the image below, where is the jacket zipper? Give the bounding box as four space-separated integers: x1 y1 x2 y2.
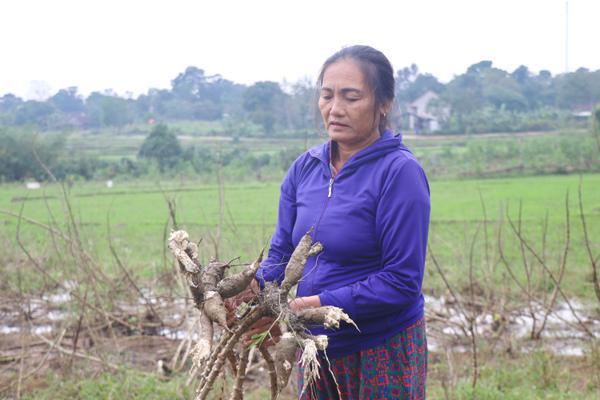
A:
314 176 334 237
309 174 335 294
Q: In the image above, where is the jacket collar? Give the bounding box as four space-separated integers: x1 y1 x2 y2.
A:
309 130 403 174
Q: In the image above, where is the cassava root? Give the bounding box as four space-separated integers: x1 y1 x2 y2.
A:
167 229 357 400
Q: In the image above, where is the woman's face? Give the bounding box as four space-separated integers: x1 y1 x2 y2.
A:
318 59 384 149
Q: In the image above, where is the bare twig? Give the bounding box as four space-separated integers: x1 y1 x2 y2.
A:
517 201 537 338
0 329 67 394
214 162 225 259
467 222 480 389
506 198 594 338
259 346 278 400
497 208 527 295
428 245 468 320
107 213 163 325
228 345 250 400
35 332 120 371
70 285 89 368
578 177 600 303
534 192 570 339
14 210 140 333
477 189 492 282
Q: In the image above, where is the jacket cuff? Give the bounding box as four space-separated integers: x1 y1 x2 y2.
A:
318 287 357 321
255 266 284 290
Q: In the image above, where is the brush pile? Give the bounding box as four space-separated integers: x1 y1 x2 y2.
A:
168 230 356 400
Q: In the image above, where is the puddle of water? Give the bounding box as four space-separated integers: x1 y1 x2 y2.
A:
552 345 585 357
44 292 71 304
33 325 52 335
158 328 196 341
3 291 597 358
0 325 53 335
48 310 67 321
38 281 77 305
1 326 20 334
424 294 599 357
158 328 180 340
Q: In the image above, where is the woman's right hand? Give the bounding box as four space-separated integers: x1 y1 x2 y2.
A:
242 316 281 347
223 279 281 347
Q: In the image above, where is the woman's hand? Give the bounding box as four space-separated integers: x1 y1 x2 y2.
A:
242 316 280 347
289 295 321 312
223 279 280 347
242 296 321 347
226 284 322 347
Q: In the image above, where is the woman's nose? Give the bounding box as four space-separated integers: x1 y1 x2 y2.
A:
330 97 344 116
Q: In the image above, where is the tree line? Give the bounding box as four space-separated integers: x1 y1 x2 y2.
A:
1 62 599 135
0 124 303 183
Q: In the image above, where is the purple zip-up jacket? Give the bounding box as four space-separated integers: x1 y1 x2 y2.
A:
256 130 430 358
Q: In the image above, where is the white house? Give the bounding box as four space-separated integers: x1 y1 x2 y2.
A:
408 91 450 133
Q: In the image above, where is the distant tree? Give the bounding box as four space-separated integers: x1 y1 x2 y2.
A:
168 66 244 120
0 94 23 125
0 94 23 112
138 124 182 171
139 88 173 118
183 145 215 173
555 68 600 110
593 104 600 152
243 81 286 134
395 65 444 104
443 60 534 133
49 87 85 113
395 64 419 95
287 78 318 131
534 70 556 107
466 60 493 74
211 78 246 119
14 100 56 127
171 66 210 101
0 130 65 181
512 65 537 107
476 63 527 111
444 73 482 117
85 91 135 127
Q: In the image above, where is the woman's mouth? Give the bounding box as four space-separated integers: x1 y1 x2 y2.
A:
329 122 349 128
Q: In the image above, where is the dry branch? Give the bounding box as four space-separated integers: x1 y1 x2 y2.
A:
167 229 354 400
578 178 600 304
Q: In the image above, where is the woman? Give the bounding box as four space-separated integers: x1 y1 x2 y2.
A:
255 45 430 399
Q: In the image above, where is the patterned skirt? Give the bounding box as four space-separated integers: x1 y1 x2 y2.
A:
297 317 427 400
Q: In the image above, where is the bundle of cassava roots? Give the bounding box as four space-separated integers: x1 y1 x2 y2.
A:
168 230 357 400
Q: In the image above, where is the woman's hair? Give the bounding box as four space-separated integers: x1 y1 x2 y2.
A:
317 45 395 134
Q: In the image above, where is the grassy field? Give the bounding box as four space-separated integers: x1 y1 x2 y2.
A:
1 172 598 299
14 345 600 400
55 127 598 179
1 130 599 399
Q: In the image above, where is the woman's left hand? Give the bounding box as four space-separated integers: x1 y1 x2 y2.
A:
289 295 321 312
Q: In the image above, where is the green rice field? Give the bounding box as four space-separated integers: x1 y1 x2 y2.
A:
1 172 598 299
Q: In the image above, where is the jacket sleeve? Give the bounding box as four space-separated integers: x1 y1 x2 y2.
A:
255 163 298 288
318 159 430 320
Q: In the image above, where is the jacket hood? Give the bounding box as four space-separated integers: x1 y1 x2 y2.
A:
308 130 405 173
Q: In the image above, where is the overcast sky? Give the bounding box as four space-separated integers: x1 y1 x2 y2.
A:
1 0 598 100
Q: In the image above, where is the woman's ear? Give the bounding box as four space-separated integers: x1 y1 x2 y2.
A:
380 102 392 118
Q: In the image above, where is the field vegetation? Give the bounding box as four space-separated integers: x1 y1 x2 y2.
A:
0 127 599 399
